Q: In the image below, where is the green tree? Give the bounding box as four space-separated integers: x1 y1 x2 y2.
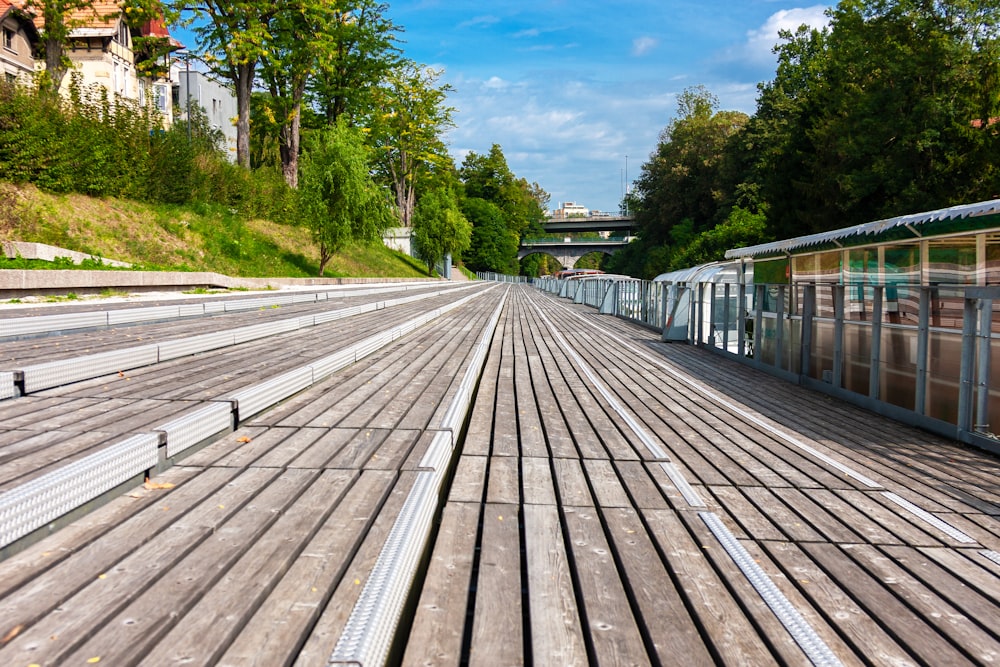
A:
308 0 402 126
369 62 455 227
460 144 546 239
179 0 279 168
412 188 472 275
298 119 393 274
633 86 748 246
462 198 518 273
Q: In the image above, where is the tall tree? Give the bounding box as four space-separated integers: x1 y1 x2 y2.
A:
308 0 402 126
460 144 547 239
633 86 748 246
257 0 337 187
412 188 472 275
369 61 455 227
298 119 393 274
180 0 278 167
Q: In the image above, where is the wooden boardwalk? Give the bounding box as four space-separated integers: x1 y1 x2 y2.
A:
0 284 998 665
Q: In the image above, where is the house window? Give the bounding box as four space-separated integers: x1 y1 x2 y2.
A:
154 84 168 112
2 27 15 52
117 21 129 47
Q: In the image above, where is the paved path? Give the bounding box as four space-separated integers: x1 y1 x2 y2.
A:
0 284 998 666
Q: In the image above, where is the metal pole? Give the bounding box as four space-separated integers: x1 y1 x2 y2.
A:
801 284 815 379
869 285 883 400
776 285 786 370
958 296 977 434
723 282 731 352
833 285 844 389
915 286 931 414
754 285 765 365
185 55 192 143
976 298 993 433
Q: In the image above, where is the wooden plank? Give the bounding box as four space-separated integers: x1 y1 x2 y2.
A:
916 546 1000 605
802 542 975 665
644 508 776 665
486 455 520 506
374 428 424 471
323 428 391 469
522 456 557 506
468 503 523 667
562 505 649 664
739 485 824 542
402 502 480 667
760 542 918 666
0 466 285 665
770 487 865 544
583 458 631 508
448 455 487 504
614 461 670 510
177 424 271 468
0 464 203 599
136 469 357 665
840 543 1000 661
293 470 418 665
552 458 593 507
604 506 715 665
218 469 396 667
522 503 587 665
288 428 358 469
708 485 785 541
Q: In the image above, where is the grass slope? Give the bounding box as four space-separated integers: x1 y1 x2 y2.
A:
0 182 430 278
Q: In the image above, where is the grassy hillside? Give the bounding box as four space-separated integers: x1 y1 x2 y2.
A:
0 183 430 278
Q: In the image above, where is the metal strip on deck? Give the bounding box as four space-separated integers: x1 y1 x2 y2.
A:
21 345 160 393
228 367 315 421
0 433 159 548
107 305 180 325
881 491 977 544
0 372 15 400
0 310 108 338
699 511 843 667
157 402 235 457
233 319 301 344
157 330 237 362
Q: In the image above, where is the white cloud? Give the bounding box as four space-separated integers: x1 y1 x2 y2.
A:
741 6 830 64
459 15 501 29
632 36 658 57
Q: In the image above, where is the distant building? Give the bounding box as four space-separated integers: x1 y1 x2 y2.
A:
172 63 238 161
549 202 590 219
0 0 38 84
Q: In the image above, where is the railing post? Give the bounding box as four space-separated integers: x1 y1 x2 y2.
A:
722 283 731 352
754 285 764 364
832 285 844 389
869 285 883 400
709 283 718 347
776 285 786 369
915 286 931 414
801 284 815 379
696 283 705 345
976 297 993 433
958 295 977 434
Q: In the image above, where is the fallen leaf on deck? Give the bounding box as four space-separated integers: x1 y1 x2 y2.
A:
144 481 175 490
237 436 252 443
117 371 124 377
2 624 23 644
87 657 101 664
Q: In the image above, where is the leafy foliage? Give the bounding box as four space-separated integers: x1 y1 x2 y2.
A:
297 119 394 274
412 188 472 274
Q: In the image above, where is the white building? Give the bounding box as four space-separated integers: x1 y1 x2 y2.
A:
172 63 238 161
549 201 590 219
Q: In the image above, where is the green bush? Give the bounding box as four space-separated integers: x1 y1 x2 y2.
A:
0 81 297 219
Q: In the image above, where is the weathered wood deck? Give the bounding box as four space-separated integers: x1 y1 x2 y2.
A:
0 283 998 666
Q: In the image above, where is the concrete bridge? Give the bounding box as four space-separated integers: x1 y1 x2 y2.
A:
520 215 636 268
517 237 631 268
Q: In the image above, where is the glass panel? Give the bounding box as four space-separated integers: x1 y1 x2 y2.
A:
878 325 917 410
987 234 1000 285
755 258 789 286
814 283 839 319
984 337 1000 438
883 244 920 286
927 239 977 286
926 330 963 423
810 320 837 382
792 251 841 284
842 322 872 396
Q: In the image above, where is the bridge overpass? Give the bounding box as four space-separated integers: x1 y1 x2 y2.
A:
0 280 997 665
542 214 635 234
518 237 631 268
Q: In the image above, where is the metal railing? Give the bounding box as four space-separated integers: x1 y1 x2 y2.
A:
476 271 528 283
537 276 1000 455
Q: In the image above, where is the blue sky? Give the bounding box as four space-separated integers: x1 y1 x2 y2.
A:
173 2 830 214
387 1 831 213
